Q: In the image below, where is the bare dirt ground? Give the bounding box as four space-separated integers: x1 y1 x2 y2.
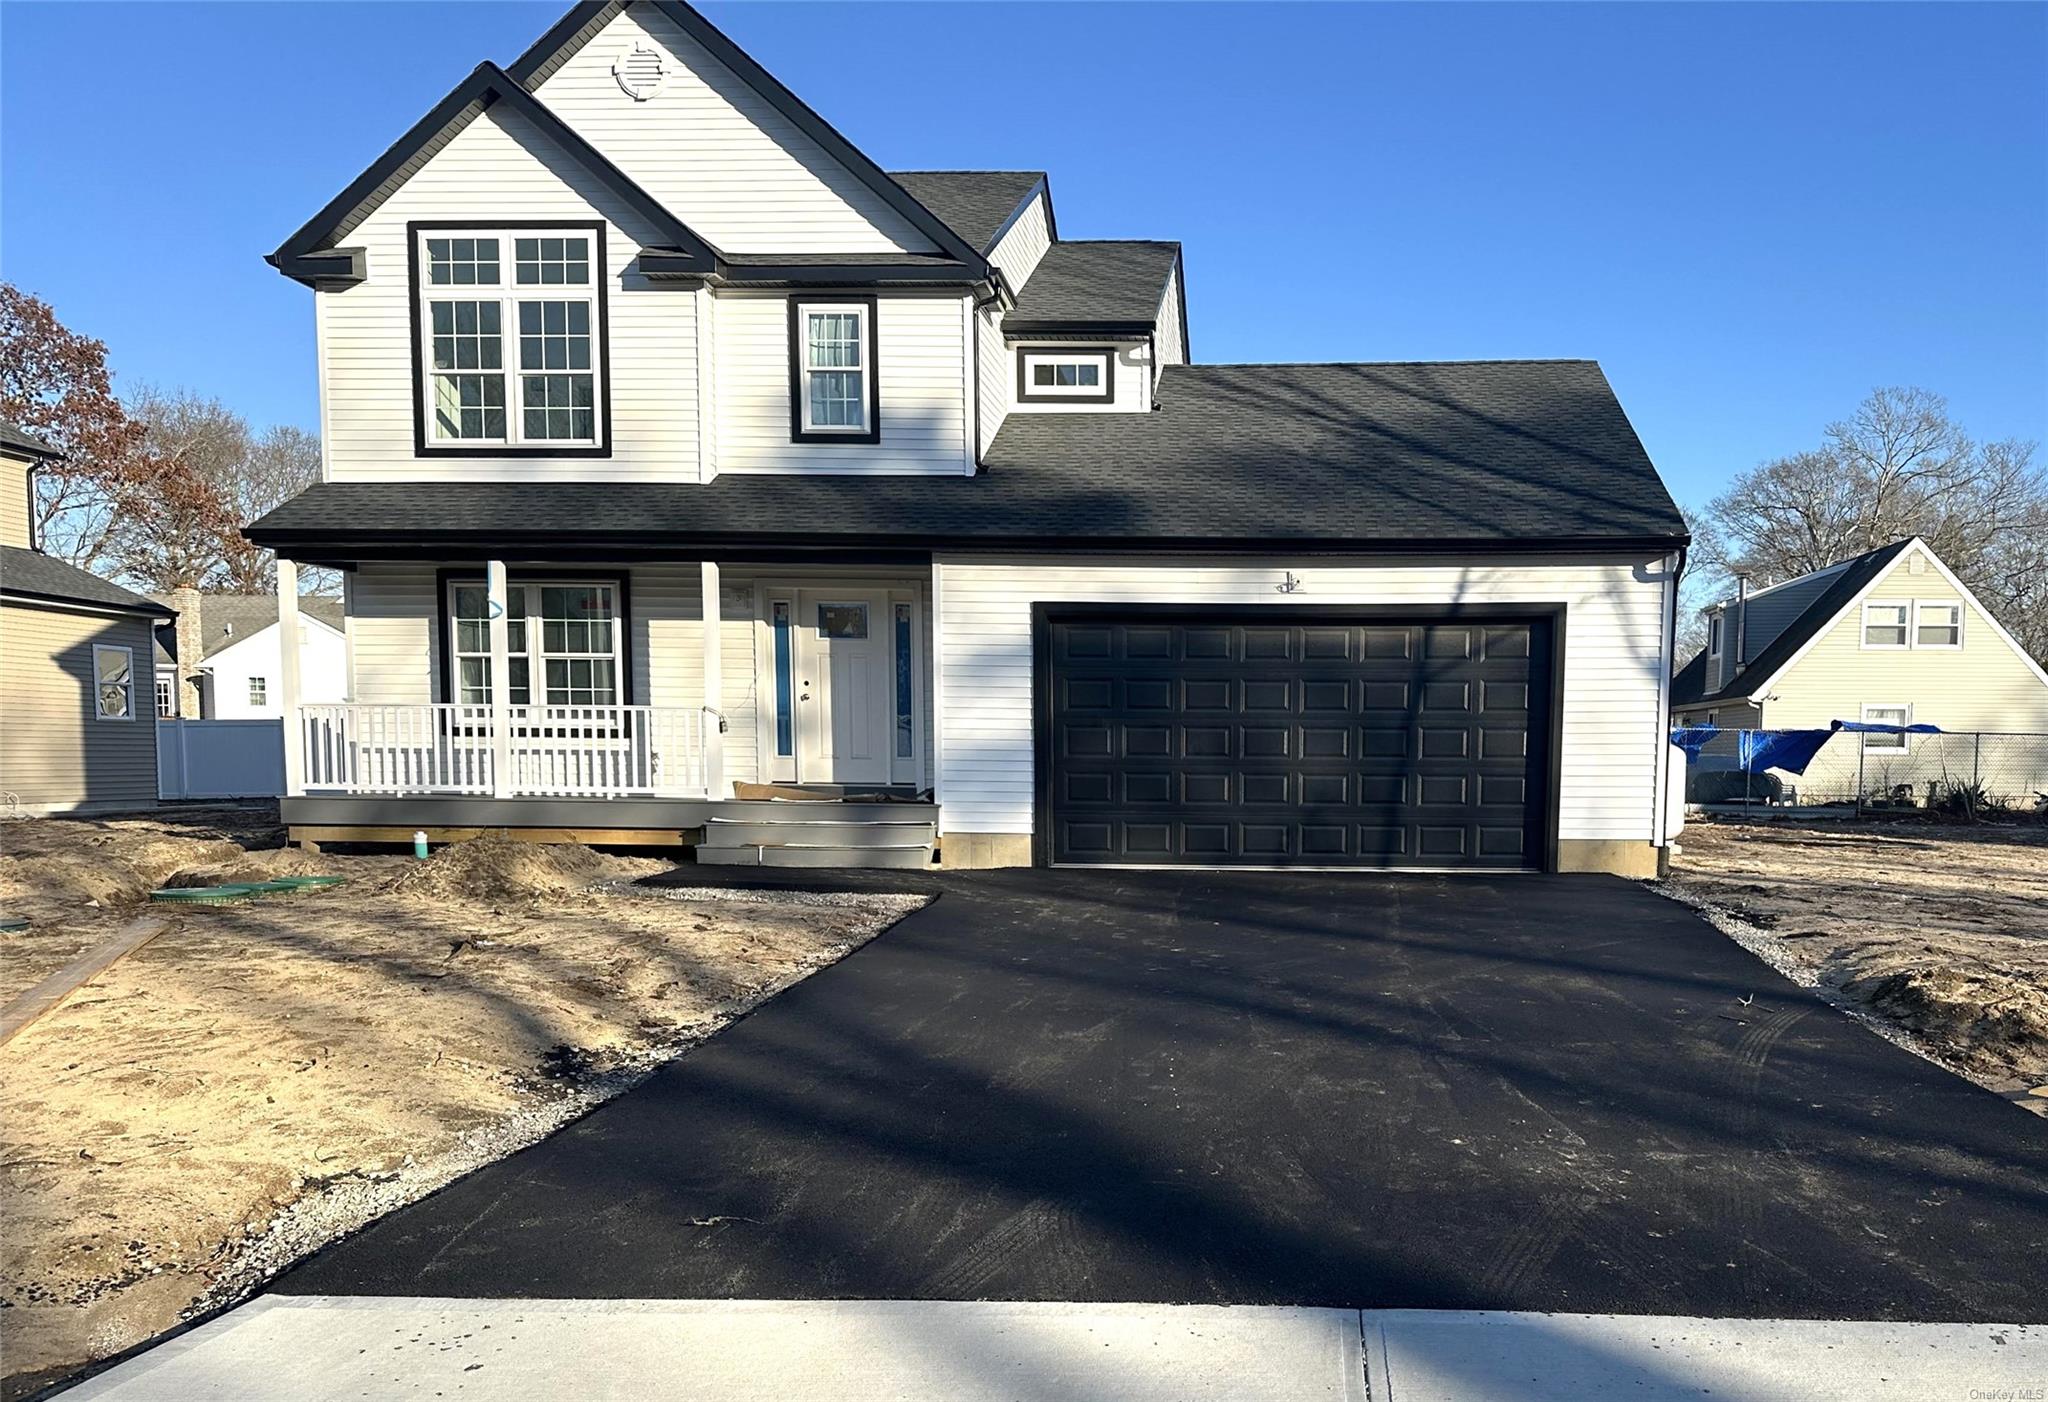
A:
0 809 922 1399
1659 819 2048 1113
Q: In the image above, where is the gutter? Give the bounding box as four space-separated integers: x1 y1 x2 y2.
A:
245 528 1693 560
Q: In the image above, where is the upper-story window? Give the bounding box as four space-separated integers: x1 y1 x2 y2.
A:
1706 612 1722 657
1861 602 1909 649
411 224 608 456
1913 600 1962 649
789 297 879 443
1018 347 1114 403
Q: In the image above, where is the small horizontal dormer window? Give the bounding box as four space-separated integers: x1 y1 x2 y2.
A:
409 223 610 457
790 297 880 443
1018 347 1114 403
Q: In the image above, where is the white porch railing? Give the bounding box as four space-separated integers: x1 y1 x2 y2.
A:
298 703 712 798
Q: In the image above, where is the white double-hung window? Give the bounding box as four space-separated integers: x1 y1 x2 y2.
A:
447 579 622 710
416 226 605 452
791 298 877 441
1861 602 1909 649
1913 600 1962 648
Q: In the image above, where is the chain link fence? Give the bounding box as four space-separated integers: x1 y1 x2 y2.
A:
1681 729 2048 814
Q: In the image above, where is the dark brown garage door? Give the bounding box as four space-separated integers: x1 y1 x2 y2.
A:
1042 613 1553 868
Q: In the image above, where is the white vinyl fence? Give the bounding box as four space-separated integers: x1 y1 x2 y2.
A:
158 719 286 800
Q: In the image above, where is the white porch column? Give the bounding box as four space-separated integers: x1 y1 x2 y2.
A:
487 559 513 797
700 561 726 798
276 558 304 797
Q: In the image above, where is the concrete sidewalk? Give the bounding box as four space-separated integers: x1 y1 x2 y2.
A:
64 1297 2045 1400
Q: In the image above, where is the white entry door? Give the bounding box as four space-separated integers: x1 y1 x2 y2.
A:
792 590 891 785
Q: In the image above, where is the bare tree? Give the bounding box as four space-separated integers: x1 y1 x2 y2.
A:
114 389 328 595
1697 387 2046 663
215 424 323 592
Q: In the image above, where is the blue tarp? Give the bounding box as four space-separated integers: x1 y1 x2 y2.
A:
1670 720 1944 776
1669 725 1719 758
1738 729 1837 775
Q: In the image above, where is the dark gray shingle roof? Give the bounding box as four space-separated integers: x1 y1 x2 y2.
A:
1006 240 1179 331
890 171 1045 253
0 545 173 616
146 593 344 659
0 421 63 461
1670 538 1918 708
248 361 1684 553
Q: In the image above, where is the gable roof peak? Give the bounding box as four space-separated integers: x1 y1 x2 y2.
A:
268 55 720 286
506 1 988 271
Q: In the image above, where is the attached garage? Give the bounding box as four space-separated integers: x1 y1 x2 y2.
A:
1037 609 1557 869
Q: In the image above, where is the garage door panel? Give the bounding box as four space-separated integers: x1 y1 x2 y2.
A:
1046 616 1550 868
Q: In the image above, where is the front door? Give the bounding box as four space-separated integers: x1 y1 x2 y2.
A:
792 590 891 785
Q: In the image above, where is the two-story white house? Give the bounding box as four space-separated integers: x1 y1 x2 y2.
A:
250 0 1690 874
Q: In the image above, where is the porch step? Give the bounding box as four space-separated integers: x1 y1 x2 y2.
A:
700 799 939 824
696 843 935 870
703 818 937 848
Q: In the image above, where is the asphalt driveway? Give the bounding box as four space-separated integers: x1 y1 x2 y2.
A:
276 870 2048 1321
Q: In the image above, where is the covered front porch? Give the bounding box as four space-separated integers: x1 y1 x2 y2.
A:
271 553 938 864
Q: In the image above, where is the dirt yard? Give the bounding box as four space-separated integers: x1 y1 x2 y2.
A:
0 809 923 1399
1660 819 2048 1113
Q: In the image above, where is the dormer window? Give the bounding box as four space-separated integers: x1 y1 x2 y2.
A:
410 223 609 456
1018 347 1114 403
1707 612 1722 657
790 297 879 443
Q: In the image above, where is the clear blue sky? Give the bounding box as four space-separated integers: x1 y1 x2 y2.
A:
3 1 2043 508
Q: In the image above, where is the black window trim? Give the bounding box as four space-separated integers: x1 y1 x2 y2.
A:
408 219 614 460
433 567 635 707
1015 344 1116 404
787 294 882 445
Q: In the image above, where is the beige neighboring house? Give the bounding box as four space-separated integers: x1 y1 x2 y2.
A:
0 422 176 815
1671 537 2048 803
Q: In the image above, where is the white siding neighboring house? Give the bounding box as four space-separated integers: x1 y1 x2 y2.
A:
153 595 347 719
245 0 1691 877
1671 538 2048 802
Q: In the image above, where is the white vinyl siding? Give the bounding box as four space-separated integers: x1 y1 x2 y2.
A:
319 105 699 481
349 563 705 711
975 304 1007 458
718 576 761 786
931 555 1674 844
988 189 1052 290
530 3 934 254
1152 261 1186 369
346 565 438 703
715 293 968 472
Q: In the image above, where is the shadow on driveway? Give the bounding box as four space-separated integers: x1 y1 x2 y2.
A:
274 870 2048 1322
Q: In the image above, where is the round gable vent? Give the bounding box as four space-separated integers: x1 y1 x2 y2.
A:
613 41 668 101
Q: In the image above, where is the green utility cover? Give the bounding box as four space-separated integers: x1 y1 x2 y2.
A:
150 884 262 905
